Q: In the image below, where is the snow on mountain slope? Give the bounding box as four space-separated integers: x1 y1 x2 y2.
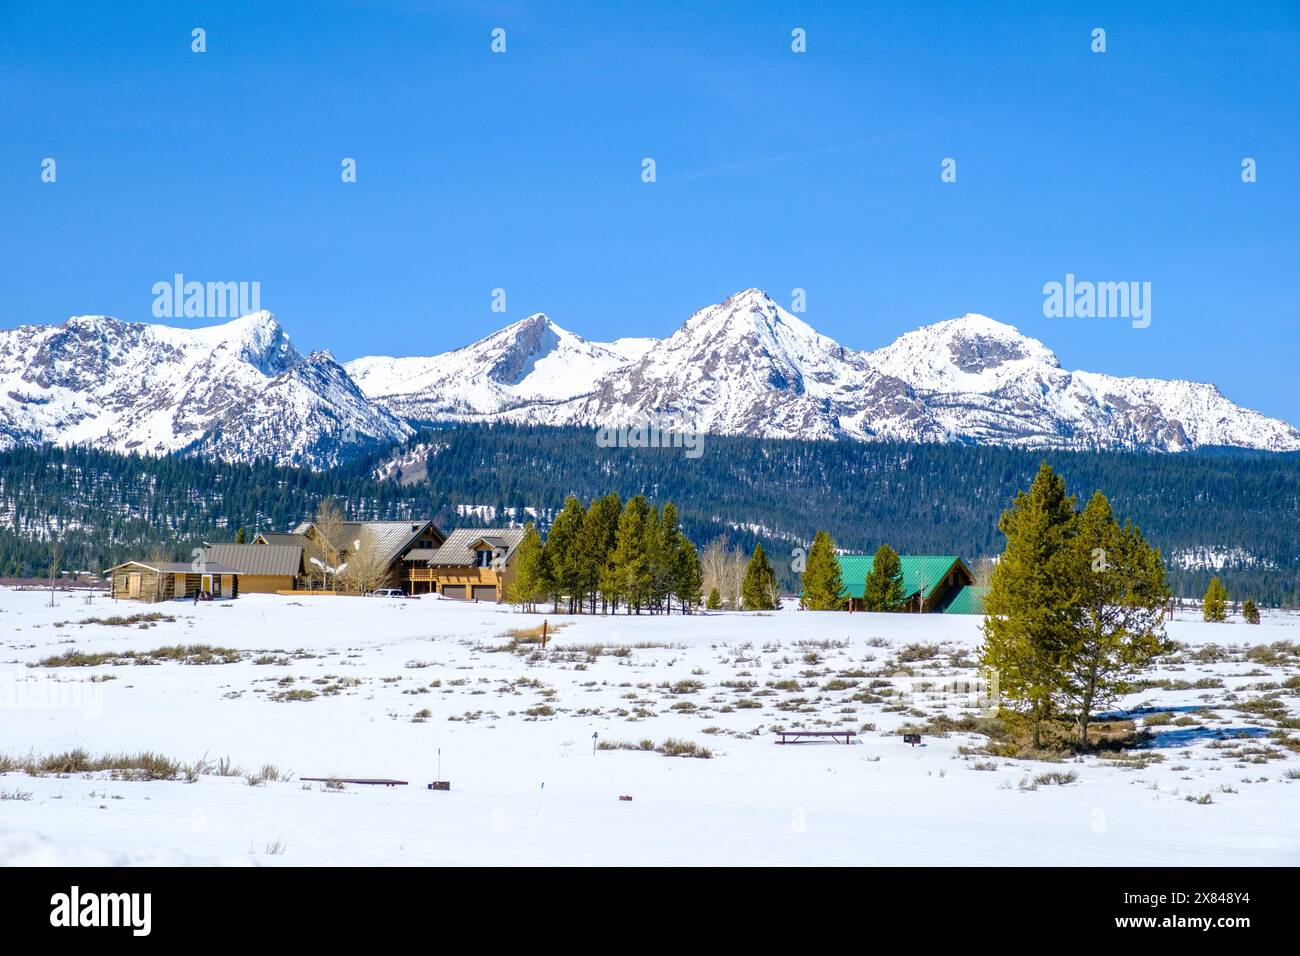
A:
558 288 896 439
349 290 1300 452
345 313 641 420
0 312 410 467
4 292 1296 467
863 313 1300 451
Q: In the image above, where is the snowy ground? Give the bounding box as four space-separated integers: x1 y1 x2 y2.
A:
1 587 1297 866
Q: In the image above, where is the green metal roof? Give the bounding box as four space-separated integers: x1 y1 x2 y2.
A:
940 584 986 615
835 555 965 601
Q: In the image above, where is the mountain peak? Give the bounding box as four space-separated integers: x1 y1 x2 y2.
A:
503 311 555 334
871 312 1061 380
682 288 823 343
720 287 774 307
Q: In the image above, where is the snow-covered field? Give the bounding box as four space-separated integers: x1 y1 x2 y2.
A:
1 587 1297 866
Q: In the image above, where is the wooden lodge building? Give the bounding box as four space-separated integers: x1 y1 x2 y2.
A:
834 554 985 614
404 527 526 601
202 543 303 594
106 560 242 603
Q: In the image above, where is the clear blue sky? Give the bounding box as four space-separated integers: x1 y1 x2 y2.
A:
3 1 1298 422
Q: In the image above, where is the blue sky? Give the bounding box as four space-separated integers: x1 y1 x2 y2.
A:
3 1 1298 422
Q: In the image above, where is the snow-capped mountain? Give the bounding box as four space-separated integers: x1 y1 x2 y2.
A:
346 312 653 421
2 290 1296 469
0 311 411 467
349 289 1300 453
857 312 1300 451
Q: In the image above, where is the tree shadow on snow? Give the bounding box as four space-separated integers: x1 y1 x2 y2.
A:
1138 726 1271 749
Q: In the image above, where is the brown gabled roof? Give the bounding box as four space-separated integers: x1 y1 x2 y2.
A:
104 560 242 575
291 520 445 567
422 528 527 567
203 544 302 577
254 532 308 547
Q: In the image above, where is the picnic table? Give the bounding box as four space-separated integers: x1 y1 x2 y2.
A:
773 729 857 745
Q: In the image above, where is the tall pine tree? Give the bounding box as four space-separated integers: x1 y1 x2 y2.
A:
547 496 586 613
609 495 651 613
861 543 905 611
673 535 704 613
741 543 778 610
1058 491 1171 745
574 493 621 613
981 462 1078 749
801 530 845 610
1202 577 1228 622
506 522 547 612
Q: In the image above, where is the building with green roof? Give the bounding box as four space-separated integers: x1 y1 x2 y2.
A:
833 554 982 613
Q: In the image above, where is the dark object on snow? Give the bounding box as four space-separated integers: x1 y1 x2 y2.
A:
619 795 633 801
903 733 922 746
773 730 857 745
301 777 408 787
427 781 451 791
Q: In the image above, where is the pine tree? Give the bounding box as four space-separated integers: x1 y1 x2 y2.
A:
574 493 620 613
235 527 246 544
861 543 905 611
547 496 586 612
506 522 547 612
801 530 845 610
707 586 722 610
674 536 704 613
1242 598 1260 624
981 462 1078 749
741 543 778 610
1057 491 1171 746
1203 577 1228 622
610 496 651 613
646 504 678 613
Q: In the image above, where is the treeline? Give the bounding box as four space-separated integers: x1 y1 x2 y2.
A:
509 494 703 614
3 428 1299 604
0 444 443 577
387 425 1300 604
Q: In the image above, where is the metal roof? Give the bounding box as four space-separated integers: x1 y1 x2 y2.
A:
105 560 243 575
254 532 308 547
940 585 986 615
423 528 527 567
835 555 967 601
203 544 302 577
289 520 443 567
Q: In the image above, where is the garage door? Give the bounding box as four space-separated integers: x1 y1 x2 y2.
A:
441 585 467 600
471 585 497 602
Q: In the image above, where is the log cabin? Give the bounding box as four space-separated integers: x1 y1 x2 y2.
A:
835 554 985 613
105 560 242 603
201 543 303 594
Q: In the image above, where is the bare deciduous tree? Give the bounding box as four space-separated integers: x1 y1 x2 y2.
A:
701 536 748 611
339 529 389 595
312 498 348 590
48 541 63 607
